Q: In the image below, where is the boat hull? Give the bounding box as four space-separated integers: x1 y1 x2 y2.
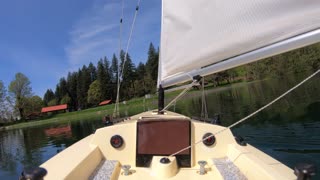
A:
41 111 295 179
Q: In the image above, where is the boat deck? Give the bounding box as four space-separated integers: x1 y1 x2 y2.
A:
90 158 248 180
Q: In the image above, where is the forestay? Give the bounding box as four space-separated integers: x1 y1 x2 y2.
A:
158 0 320 87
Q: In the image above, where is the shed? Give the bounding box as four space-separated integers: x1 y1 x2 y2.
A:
99 100 112 106
41 104 68 113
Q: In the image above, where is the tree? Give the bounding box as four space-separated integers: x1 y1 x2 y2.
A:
66 72 78 110
111 54 119 99
97 58 111 101
60 94 71 105
119 50 137 99
111 54 119 83
0 81 8 121
87 80 102 105
24 96 43 116
9 73 32 119
88 62 97 83
47 99 57 106
135 62 147 96
145 43 159 82
145 43 159 93
43 89 55 106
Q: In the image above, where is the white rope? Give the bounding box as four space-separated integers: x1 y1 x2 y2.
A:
162 80 199 112
113 0 125 118
119 0 141 81
201 77 208 121
170 69 320 157
114 0 141 117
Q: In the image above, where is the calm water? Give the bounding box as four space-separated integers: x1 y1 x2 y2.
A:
0 72 319 179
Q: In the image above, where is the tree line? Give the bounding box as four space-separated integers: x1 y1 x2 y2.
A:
43 43 159 111
1 42 319 123
207 43 320 85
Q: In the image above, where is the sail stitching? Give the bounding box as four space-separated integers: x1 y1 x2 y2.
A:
169 69 320 157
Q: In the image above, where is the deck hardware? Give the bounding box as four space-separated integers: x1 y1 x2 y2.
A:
202 133 216 146
110 135 124 148
235 135 247 146
122 165 131 176
198 161 207 175
160 157 171 164
210 114 221 125
19 167 47 180
294 163 316 180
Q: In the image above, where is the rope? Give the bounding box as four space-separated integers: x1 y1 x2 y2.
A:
201 77 208 121
169 69 320 157
120 0 141 81
113 0 125 118
162 80 199 112
114 0 141 117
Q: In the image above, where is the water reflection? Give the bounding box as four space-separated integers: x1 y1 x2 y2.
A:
172 73 320 178
0 73 319 179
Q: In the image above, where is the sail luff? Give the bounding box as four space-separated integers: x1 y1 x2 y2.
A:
161 29 320 88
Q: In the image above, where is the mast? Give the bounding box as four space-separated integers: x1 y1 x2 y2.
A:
158 85 164 114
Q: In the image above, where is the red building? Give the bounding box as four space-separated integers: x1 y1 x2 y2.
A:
99 100 112 106
41 104 68 113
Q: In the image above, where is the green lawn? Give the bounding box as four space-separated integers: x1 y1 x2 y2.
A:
1 80 249 131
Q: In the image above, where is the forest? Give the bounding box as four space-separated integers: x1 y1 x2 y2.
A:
0 42 319 122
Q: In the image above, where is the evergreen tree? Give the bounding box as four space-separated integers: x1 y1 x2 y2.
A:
88 62 97 83
135 62 147 96
111 54 119 83
146 43 158 81
43 89 55 106
54 84 61 104
67 72 78 111
97 58 108 101
119 50 136 99
111 54 119 100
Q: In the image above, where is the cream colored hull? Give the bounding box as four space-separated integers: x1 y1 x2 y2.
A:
41 111 296 180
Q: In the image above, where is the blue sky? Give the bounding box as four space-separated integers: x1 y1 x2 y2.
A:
0 0 161 98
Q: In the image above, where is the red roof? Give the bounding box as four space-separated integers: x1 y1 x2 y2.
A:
99 100 112 106
41 104 68 113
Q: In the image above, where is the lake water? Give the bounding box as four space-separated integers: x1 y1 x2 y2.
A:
0 72 319 179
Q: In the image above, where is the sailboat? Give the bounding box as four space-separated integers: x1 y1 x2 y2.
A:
32 0 320 179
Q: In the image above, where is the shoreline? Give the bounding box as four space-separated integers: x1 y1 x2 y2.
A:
0 80 256 131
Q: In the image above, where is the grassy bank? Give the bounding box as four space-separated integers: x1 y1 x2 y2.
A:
1 80 253 131
1 95 158 131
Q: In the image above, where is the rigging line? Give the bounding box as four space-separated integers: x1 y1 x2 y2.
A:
169 69 320 157
201 77 208 121
114 0 125 117
119 0 142 81
114 0 141 117
162 80 199 112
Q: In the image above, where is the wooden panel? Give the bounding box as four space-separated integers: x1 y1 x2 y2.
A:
137 120 190 155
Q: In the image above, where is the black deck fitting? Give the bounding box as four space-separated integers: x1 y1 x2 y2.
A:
294 163 316 180
158 85 164 114
19 167 47 180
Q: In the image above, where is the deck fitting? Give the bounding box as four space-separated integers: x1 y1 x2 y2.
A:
122 165 131 176
198 160 207 175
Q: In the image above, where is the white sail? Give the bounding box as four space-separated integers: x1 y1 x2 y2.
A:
159 0 320 87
